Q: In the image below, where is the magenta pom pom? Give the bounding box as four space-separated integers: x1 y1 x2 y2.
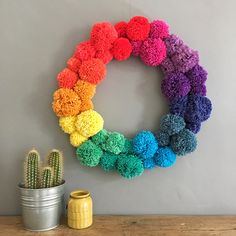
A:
149 20 169 39
130 40 143 56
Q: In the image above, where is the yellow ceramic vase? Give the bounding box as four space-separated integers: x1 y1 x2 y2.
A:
67 190 93 229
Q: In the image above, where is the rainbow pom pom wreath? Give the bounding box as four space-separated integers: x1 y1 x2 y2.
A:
52 16 212 179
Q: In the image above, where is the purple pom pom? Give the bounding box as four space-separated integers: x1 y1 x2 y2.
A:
149 20 169 39
131 40 143 56
186 122 201 134
164 34 184 56
170 96 188 117
160 57 175 74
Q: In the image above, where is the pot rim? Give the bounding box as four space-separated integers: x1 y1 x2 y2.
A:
70 190 90 199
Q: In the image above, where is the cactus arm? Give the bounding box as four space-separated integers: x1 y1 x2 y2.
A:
40 167 54 188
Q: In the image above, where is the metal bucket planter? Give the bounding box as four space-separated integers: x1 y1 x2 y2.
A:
18 181 65 231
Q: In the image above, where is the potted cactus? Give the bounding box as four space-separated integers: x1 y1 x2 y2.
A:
18 149 65 231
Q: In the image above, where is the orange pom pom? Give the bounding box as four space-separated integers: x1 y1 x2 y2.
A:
73 80 96 100
57 68 78 89
67 57 81 73
74 41 96 61
95 50 113 64
52 88 81 117
79 58 106 84
80 99 94 112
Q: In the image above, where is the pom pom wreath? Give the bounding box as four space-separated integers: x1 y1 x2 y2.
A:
90 22 118 50
74 41 96 61
154 147 176 168
67 57 81 73
140 38 166 66
170 129 197 156
57 68 78 89
79 58 106 84
80 99 94 112
76 140 102 167
186 122 201 134
149 20 169 39
143 157 156 169
111 38 132 61
59 116 76 134
164 34 184 56
156 131 170 147
95 50 113 64
52 88 81 117
75 110 104 138
121 139 134 154
130 40 143 56
101 132 125 154
91 129 108 146
70 131 87 147
161 72 191 100
100 152 118 171
114 21 127 37
116 155 144 179
73 80 96 100
132 131 158 159
160 114 185 136
126 16 150 41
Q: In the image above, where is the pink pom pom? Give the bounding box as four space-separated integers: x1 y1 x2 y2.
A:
114 21 127 37
140 38 167 66
149 20 169 39
57 68 78 88
130 40 143 56
67 57 81 73
95 50 113 64
111 38 132 61
74 41 95 61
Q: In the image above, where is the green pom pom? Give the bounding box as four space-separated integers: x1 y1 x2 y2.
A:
76 140 102 167
102 132 125 154
116 155 144 179
91 129 108 146
100 152 118 171
121 139 134 154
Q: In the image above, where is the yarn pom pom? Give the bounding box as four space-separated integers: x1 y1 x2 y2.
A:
121 139 134 154
156 131 170 147
160 114 185 136
126 16 150 41
170 129 197 156
116 155 144 179
140 38 166 66
170 96 188 117
59 116 76 134
154 147 176 167
160 57 175 74
114 21 127 37
90 22 118 50
102 132 125 154
57 68 78 89
74 41 96 61
132 131 158 159
100 152 118 171
149 20 169 39
76 140 102 167
67 57 81 73
76 110 104 138
73 80 96 100
70 131 87 147
186 122 201 134
130 40 143 56
95 50 113 64
143 157 156 169
79 58 106 84
91 129 108 146
161 72 191 100
52 88 81 117
111 38 132 61
164 34 184 56
80 99 94 112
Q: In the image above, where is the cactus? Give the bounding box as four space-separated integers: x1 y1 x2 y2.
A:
24 149 41 189
47 149 64 186
40 167 54 188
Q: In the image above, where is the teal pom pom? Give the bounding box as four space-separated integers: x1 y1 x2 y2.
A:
76 140 103 167
170 128 197 156
154 147 176 167
102 132 125 154
121 139 134 154
100 152 118 171
116 155 144 179
132 131 158 159
156 131 170 146
160 113 185 135
91 129 108 146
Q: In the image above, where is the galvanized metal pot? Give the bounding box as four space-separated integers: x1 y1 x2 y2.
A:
18 181 65 231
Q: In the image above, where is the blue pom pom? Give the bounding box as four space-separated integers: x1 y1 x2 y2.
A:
143 157 156 169
154 147 176 168
160 113 185 135
132 131 158 159
170 128 197 156
156 131 170 146
100 152 118 172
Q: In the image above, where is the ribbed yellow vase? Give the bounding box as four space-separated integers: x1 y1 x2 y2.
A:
67 190 93 229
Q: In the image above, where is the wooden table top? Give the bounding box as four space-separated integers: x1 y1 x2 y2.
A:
0 215 236 236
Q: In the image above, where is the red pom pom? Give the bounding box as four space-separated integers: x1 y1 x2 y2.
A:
95 50 113 64
111 38 132 61
126 16 150 41
57 68 78 88
67 57 81 73
79 58 106 84
90 22 118 50
74 41 95 61
114 21 127 37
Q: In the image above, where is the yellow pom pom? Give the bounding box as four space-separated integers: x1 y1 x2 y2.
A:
76 110 104 137
70 131 87 147
59 116 76 134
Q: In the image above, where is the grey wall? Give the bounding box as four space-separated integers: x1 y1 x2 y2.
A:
1 0 236 215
